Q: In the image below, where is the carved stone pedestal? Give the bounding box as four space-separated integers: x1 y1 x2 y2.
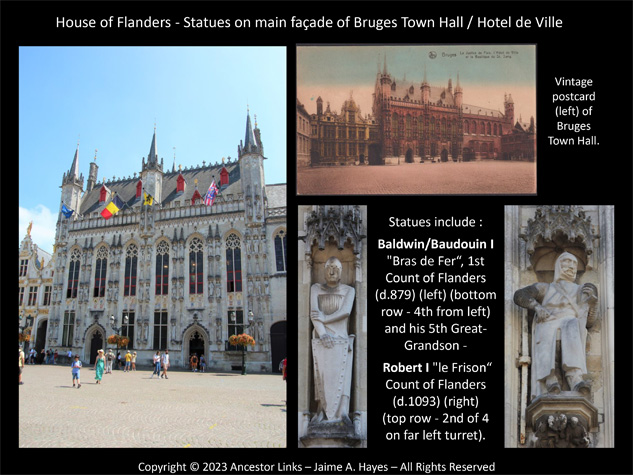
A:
526 392 598 448
299 419 361 448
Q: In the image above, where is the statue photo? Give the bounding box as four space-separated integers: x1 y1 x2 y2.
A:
310 257 355 425
514 252 598 399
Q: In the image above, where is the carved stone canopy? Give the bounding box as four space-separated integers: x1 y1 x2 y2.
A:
303 206 365 255
520 206 596 280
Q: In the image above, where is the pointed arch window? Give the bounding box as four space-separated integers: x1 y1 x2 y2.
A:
124 244 138 296
189 237 204 294
93 246 108 298
155 240 170 296
67 248 81 299
226 233 242 292
274 229 287 272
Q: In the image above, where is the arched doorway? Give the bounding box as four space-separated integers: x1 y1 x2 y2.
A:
189 330 205 361
359 154 365 165
35 320 48 355
90 332 103 364
184 326 209 369
441 148 449 162
270 321 287 374
405 148 414 163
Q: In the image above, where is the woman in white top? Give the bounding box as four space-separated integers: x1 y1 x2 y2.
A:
161 350 170 379
150 351 161 379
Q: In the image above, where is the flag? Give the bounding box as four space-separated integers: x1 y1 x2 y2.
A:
143 191 154 206
61 204 74 219
204 180 219 206
101 195 124 220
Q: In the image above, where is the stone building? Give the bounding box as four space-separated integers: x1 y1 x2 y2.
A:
18 226 54 355
296 98 312 168
307 96 381 166
301 63 528 165
297 205 368 447
36 112 287 372
504 205 614 448
500 116 537 161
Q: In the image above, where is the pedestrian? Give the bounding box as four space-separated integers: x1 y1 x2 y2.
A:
39 348 45 364
106 349 114 374
45 349 50 364
124 350 132 372
150 351 161 379
94 349 105 384
67 349 72 360
190 353 198 372
199 355 206 373
19 347 25 385
29 348 36 365
131 352 137 371
161 350 170 379
54 349 59 364
116 351 121 370
71 355 82 388
282 357 287 382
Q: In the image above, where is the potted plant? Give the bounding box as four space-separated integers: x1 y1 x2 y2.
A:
228 333 256 375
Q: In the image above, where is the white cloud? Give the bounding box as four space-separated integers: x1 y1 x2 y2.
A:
19 205 57 255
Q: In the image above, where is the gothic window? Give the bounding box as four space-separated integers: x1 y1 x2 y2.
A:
274 229 287 272
66 248 81 299
28 286 38 306
226 233 242 292
391 114 399 137
153 310 168 350
122 312 135 349
464 120 470 134
189 237 204 294
19 259 28 277
93 246 108 298
472 121 477 134
62 310 75 346
155 240 170 295
405 115 411 138
487 122 492 135
19 287 25 306
494 123 498 136
124 244 138 297
43 285 52 306
348 111 355 123
499 125 503 135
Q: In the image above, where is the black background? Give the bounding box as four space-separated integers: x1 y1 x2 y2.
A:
3 1 632 474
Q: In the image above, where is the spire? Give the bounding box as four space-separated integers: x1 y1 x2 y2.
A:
382 53 387 75
148 125 158 165
69 143 80 179
244 108 256 151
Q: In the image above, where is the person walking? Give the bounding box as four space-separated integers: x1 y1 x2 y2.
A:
54 349 59 365
131 352 137 371
150 351 161 379
106 349 114 374
124 351 132 372
282 357 287 382
161 350 170 379
199 355 206 373
71 355 82 388
94 349 105 384
190 353 198 372
116 351 121 370
19 347 25 385
29 348 36 365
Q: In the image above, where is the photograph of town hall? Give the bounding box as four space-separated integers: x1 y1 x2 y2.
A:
296 45 536 195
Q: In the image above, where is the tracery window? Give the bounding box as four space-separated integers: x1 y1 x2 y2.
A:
226 233 242 293
189 238 204 294
93 246 108 298
124 244 138 297
67 248 81 299
155 240 170 295
274 229 287 272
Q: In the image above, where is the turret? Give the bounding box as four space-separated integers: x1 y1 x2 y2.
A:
505 93 515 127
316 96 323 116
87 150 99 192
141 127 164 203
60 143 84 215
238 109 266 226
454 73 463 108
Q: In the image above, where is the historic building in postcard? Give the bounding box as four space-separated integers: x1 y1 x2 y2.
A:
308 96 381 166
301 60 534 165
27 113 287 372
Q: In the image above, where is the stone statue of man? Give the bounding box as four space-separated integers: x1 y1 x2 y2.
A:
514 252 598 398
310 257 355 424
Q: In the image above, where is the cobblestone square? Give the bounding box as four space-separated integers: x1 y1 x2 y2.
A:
19 364 287 448
297 161 536 195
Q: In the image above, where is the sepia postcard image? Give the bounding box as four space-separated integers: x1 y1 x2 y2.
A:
296 45 537 196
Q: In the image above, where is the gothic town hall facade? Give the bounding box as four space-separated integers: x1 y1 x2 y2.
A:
34 114 287 371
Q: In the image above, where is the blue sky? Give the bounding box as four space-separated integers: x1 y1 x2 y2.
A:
19 46 287 254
